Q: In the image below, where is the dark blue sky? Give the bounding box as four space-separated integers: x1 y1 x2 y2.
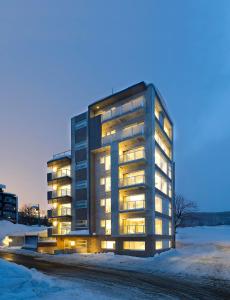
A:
0 1 229 212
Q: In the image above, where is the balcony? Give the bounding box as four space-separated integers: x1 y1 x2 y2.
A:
47 150 71 168
119 175 145 188
51 227 71 235
102 123 144 145
47 189 71 203
119 148 145 165
48 207 71 218
47 169 71 185
122 225 145 235
102 96 144 122
120 200 145 211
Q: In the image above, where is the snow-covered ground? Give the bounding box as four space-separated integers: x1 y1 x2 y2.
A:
0 220 46 245
1 222 230 281
0 259 116 300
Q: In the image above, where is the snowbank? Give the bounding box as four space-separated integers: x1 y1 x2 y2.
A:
42 226 230 281
1 225 230 281
0 221 46 245
0 259 112 300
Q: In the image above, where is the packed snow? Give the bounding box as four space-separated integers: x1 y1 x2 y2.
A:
0 259 118 300
0 222 230 281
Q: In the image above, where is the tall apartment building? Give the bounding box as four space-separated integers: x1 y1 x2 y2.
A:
0 184 18 223
44 82 175 257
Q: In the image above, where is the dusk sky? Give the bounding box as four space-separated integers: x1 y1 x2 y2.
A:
0 0 229 212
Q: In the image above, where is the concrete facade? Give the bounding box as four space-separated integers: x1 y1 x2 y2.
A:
46 82 175 257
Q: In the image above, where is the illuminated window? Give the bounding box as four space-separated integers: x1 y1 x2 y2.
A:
105 198 111 213
100 199 105 206
169 202 172 217
101 241 115 249
155 196 162 213
100 157 105 164
105 177 111 192
123 241 145 250
155 172 171 197
155 240 163 250
122 218 145 234
100 198 111 213
155 130 171 159
122 194 145 210
156 239 171 250
105 220 111 235
155 218 162 235
100 177 105 185
155 172 167 195
100 220 105 227
155 148 171 178
168 221 172 235
105 155 111 171
101 177 111 191
100 155 111 171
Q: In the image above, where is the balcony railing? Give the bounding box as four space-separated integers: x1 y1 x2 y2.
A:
52 228 71 235
49 207 71 217
102 124 144 145
50 189 71 199
121 200 145 211
122 225 145 234
52 169 71 179
53 150 71 160
102 97 144 122
120 148 145 164
119 175 145 187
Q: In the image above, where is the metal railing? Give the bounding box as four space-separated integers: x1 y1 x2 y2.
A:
52 228 71 235
53 150 71 160
102 97 144 122
120 148 145 164
121 200 145 211
122 225 145 234
52 169 71 179
51 207 71 217
102 123 144 145
119 175 145 187
51 189 71 198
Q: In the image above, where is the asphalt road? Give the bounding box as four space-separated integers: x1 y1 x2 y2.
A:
0 251 230 300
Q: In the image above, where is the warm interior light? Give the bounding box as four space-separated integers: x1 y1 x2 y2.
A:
53 221 58 227
70 241 75 246
96 106 100 109
53 184 58 190
2 236 12 246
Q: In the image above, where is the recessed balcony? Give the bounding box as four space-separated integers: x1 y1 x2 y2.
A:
47 150 71 168
121 225 145 235
120 199 145 211
47 169 71 185
102 123 144 145
48 207 71 218
51 227 71 235
119 174 146 189
119 148 146 166
101 96 145 123
47 189 71 202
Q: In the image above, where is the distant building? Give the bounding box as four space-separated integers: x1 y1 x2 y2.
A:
42 82 175 257
0 184 18 223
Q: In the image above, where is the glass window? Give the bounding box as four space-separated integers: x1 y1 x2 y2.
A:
101 241 115 249
155 218 162 235
155 240 163 250
100 220 105 227
123 241 145 250
155 196 162 213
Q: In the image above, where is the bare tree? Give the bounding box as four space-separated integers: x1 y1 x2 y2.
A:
174 194 198 229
